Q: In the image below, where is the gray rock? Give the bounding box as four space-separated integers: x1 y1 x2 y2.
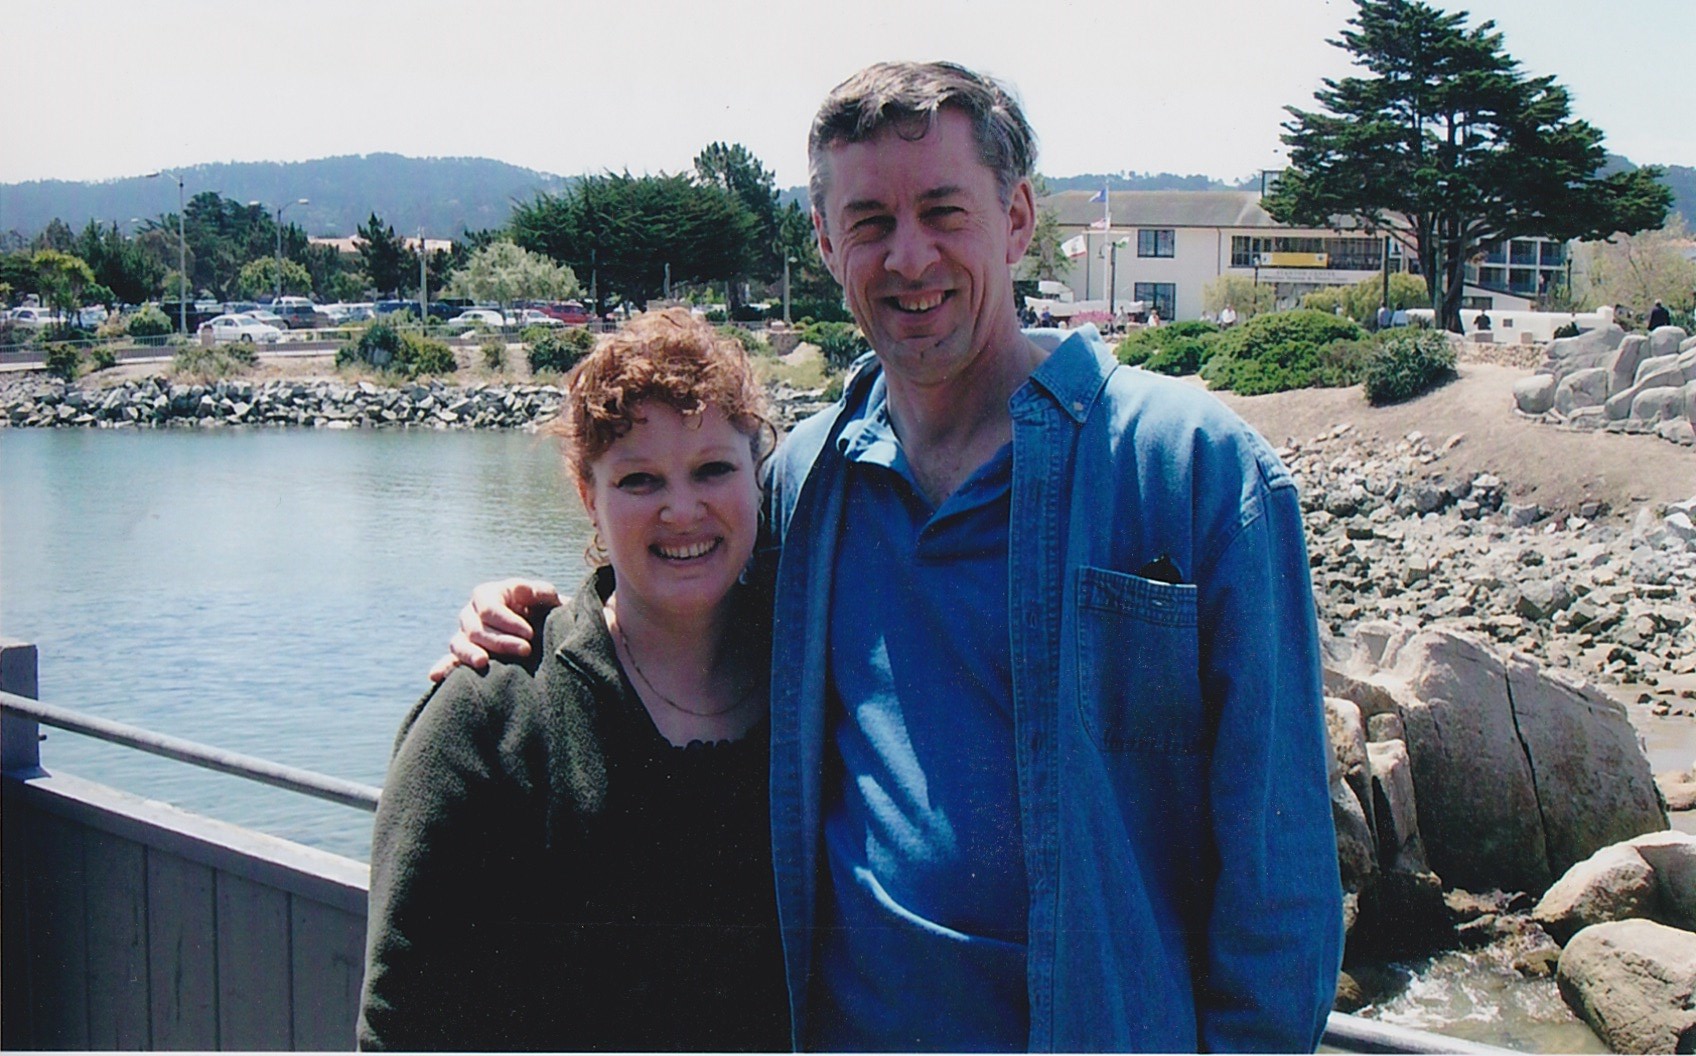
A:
1648 325 1691 358
1514 374 1557 414
1554 367 1611 415
1608 334 1652 396
1532 843 1659 944
1557 919 1696 1054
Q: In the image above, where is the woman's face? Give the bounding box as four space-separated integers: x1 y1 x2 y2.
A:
579 400 760 623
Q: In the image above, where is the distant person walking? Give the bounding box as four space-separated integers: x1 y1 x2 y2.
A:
1648 300 1671 329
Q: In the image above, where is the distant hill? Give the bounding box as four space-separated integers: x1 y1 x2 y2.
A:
3 154 1690 242
0 154 574 240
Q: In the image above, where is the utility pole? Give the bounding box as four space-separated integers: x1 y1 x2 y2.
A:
274 198 309 303
148 170 187 334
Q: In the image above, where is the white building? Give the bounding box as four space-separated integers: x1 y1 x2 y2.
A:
1043 189 1392 322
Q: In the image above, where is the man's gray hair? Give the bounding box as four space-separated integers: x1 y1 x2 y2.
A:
807 61 1036 222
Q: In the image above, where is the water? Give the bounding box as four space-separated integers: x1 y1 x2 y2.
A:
0 426 592 860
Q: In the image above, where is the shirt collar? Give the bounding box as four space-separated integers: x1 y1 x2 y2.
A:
1017 324 1117 424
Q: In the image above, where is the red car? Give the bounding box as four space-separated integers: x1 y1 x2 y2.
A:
535 301 592 325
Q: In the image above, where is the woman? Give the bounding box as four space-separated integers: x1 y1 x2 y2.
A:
358 309 789 1052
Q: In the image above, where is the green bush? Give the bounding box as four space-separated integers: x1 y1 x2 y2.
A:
801 320 869 369
125 304 173 341
1314 336 1380 388
1115 320 1220 376
1199 310 1366 395
1362 329 1456 405
481 337 508 372
337 320 405 371
528 326 597 374
90 345 119 372
703 308 728 324
171 344 251 382
397 332 457 377
1552 321 1581 339
43 343 80 380
718 324 769 356
334 320 455 378
790 296 854 323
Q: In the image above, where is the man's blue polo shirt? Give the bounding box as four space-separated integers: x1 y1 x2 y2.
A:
804 373 1028 1052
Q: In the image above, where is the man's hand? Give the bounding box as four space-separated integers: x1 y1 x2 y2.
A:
426 578 562 683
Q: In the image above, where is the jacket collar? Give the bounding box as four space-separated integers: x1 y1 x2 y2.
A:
834 326 1118 432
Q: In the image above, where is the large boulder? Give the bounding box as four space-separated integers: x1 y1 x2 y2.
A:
1534 833 1696 944
1607 359 1690 420
1533 843 1660 944
1326 626 1666 894
1609 334 1652 396
1556 919 1696 1054
1649 325 1691 358
1514 374 1558 414
1541 323 1626 377
1555 367 1611 415
1505 655 1669 875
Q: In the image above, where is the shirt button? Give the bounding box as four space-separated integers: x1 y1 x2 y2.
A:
1072 400 1084 413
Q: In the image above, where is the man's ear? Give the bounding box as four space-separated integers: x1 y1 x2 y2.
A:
813 209 844 284
1005 178 1037 265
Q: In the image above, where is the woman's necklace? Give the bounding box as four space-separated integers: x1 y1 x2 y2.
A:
615 621 758 719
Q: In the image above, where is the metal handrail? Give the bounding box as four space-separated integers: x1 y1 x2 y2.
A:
1 691 381 811
0 694 1522 1054
1323 1011 1516 1054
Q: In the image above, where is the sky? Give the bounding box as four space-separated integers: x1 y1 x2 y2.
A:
5 0 1692 191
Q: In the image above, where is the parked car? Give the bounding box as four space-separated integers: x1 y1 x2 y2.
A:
268 296 330 329
536 301 592 325
509 308 563 328
8 307 67 329
247 308 288 330
446 309 508 331
198 314 283 344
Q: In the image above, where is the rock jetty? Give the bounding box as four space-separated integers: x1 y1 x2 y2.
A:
0 375 832 432
1513 324 1696 446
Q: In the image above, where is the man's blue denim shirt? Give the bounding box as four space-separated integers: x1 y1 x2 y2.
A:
764 327 1343 1052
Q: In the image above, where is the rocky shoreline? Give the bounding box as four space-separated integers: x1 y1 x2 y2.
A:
0 373 833 433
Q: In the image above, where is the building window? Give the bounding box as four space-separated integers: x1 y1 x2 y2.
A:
1227 234 1384 270
1133 282 1176 320
1137 229 1175 258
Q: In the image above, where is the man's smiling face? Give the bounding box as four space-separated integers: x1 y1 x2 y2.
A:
814 108 1033 391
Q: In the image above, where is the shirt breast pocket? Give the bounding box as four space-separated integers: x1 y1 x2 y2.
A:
1074 565 1204 754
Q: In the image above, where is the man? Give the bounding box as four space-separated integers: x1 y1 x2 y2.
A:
1648 300 1671 330
443 61 1341 1052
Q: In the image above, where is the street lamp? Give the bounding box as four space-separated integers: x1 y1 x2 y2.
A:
146 170 186 335
272 198 309 304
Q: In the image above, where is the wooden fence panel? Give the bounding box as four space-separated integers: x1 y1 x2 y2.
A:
290 898 366 1050
146 852 218 1050
215 872 293 1050
82 829 149 1048
27 810 89 1048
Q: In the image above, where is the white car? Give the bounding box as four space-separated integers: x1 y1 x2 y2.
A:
509 309 563 328
199 313 283 344
447 309 508 331
8 307 66 329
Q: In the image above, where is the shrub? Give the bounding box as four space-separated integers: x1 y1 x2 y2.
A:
1362 329 1457 405
1116 320 1221 376
703 308 728 323
718 324 769 356
1199 310 1365 395
44 343 81 380
1314 336 1379 388
480 337 507 372
90 345 119 372
790 296 854 324
171 344 250 382
528 326 597 375
337 320 405 371
801 320 869 369
397 332 457 377
1552 321 1581 339
125 304 173 340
